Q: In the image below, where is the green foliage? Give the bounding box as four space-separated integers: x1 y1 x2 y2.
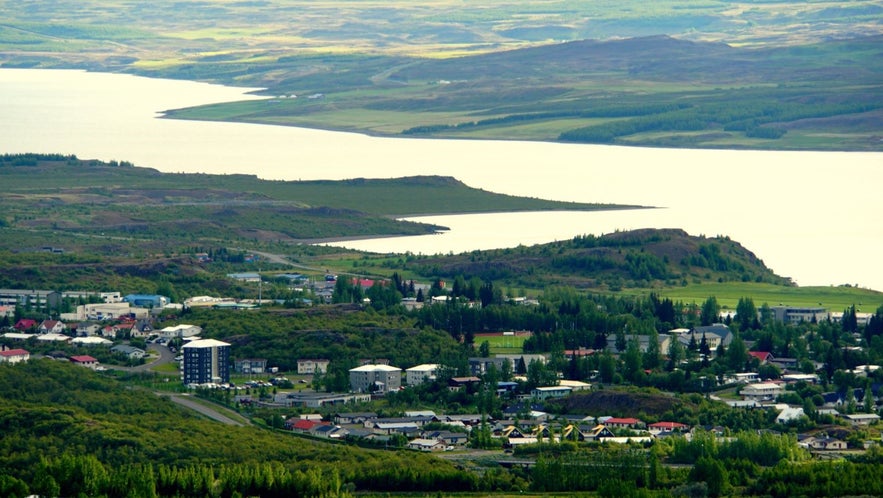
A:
0 359 481 496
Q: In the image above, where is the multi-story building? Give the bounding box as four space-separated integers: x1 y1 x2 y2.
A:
182 339 231 385
771 306 828 324
406 364 439 386
349 364 401 393
297 358 330 375
234 358 267 375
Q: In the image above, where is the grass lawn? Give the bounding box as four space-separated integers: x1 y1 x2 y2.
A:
618 282 883 312
475 333 528 355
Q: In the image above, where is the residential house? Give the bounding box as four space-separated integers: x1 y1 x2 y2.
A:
13 319 37 331
841 413 880 426
408 438 447 452
311 424 346 439
749 351 773 364
603 417 646 430
131 320 153 338
297 358 330 375
235 358 268 374
776 405 806 424
38 320 66 335
448 376 481 392
424 430 468 446
807 436 847 451
75 323 101 337
114 322 135 338
648 422 689 435
0 348 30 364
100 325 119 339
286 418 324 433
676 324 733 355
583 424 616 440
70 355 99 369
110 345 146 360
370 421 420 436
769 357 799 371
334 412 377 425
0 305 14 318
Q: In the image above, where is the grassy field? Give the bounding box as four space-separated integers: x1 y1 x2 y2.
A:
475 334 529 355
618 282 883 312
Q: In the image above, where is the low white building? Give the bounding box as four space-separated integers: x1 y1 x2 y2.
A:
160 324 202 339
532 385 573 400
72 336 112 346
741 382 785 402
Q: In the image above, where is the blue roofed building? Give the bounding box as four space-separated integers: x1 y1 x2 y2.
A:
123 294 169 308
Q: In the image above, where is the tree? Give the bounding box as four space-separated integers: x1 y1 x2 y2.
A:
689 456 730 497
599 351 617 384
667 336 685 371
842 305 859 333
615 332 627 353
478 340 491 358
623 338 643 384
700 297 720 326
735 297 757 332
644 329 662 370
726 333 748 372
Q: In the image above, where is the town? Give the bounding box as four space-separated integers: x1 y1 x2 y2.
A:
3 278 883 465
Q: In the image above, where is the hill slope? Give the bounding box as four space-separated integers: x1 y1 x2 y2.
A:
407 228 791 290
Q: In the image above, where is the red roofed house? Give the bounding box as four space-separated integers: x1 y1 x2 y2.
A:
14 319 37 331
70 355 99 369
0 348 30 364
604 417 645 430
38 320 66 335
285 418 325 433
648 421 689 434
749 351 772 363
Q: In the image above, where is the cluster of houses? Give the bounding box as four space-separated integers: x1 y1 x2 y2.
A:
275 409 705 452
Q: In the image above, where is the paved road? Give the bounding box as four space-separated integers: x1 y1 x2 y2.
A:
162 393 245 426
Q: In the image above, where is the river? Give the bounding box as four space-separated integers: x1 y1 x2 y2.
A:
1 68 881 291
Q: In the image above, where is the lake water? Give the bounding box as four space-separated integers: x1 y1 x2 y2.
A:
1 68 882 292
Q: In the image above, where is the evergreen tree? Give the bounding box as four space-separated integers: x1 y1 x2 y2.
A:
700 296 720 326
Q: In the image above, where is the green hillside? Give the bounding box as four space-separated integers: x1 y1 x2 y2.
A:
404 228 791 291
0 360 480 497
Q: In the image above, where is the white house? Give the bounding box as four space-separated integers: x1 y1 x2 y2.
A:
741 382 785 402
297 358 330 375
38 320 66 335
0 348 30 364
160 324 202 339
